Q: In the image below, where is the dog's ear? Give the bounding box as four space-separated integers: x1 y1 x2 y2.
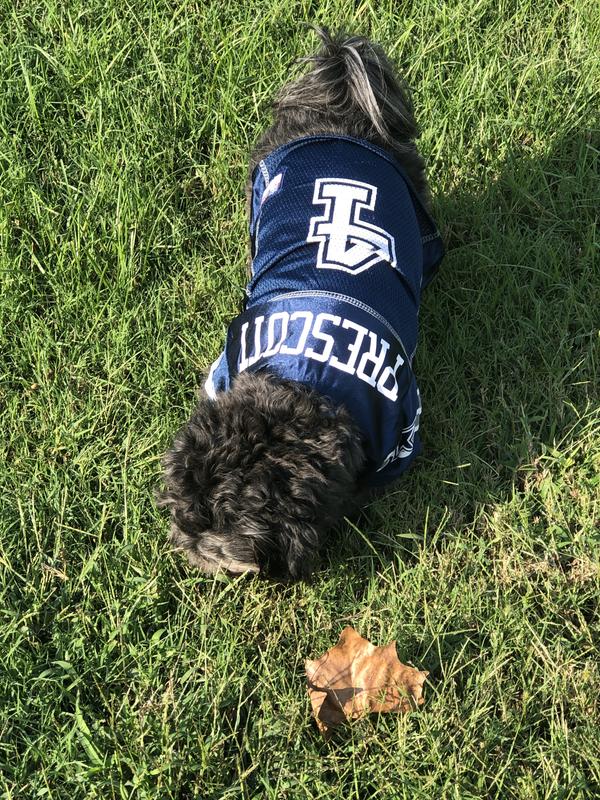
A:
329 404 367 478
157 392 232 521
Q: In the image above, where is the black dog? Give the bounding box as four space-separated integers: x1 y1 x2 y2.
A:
158 29 444 580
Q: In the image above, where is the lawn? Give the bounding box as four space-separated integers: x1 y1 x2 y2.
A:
1 0 599 797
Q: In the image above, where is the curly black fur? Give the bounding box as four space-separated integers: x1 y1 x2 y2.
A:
158 28 430 580
158 372 365 579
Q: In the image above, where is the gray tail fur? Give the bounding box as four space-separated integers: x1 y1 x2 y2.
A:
253 27 427 200
293 27 418 144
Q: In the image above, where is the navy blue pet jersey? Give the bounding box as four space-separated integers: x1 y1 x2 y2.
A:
205 135 444 487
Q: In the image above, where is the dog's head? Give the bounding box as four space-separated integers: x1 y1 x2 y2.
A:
157 371 365 580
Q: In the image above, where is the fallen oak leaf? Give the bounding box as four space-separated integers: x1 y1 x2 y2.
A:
305 626 428 738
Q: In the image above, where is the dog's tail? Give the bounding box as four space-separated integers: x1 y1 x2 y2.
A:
272 27 426 196
280 27 419 151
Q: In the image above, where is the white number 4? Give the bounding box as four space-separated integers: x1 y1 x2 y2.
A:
307 178 397 274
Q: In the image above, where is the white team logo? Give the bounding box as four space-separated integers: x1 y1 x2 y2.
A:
377 399 422 471
307 178 396 274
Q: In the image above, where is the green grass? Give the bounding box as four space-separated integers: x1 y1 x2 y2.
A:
1 0 599 797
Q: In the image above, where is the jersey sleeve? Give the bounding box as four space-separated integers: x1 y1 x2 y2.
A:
204 351 230 398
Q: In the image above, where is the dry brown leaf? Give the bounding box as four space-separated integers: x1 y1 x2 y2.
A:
305 626 428 738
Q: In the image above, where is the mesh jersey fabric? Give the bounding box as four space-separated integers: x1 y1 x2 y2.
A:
205 135 444 487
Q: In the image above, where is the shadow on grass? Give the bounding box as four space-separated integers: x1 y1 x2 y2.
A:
326 126 599 577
